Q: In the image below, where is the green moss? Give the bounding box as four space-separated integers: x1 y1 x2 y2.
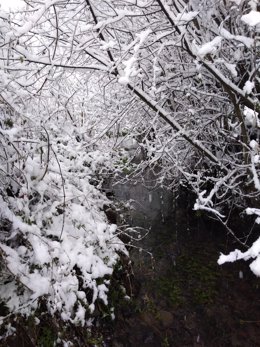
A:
153 247 220 307
38 326 56 347
178 251 220 305
154 277 184 307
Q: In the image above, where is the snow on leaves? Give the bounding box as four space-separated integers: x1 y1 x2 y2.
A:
195 37 222 59
0 103 126 326
241 10 260 27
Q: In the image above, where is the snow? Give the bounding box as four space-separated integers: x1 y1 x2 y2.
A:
175 11 199 23
246 208 260 224
196 37 222 58
249 0 258 11
94 10 133 30
204 63 255 106
157 1 198 28
250 140 258 151
119 29 151 84
244 106 259 128
73 304 86 326
250 257 260 276
14 1 59 37
23 273 51 300
0 122 127 326
218 232 260 277
0 0 24 10
241 11 260 27
121 138 138 150
224 63 237 78
29 235 52 265
101 40 116 50
0 127 21 140
193 176 233 219
243 80 254 94
219 27 254 48
218 249 245 265
118 56 136 85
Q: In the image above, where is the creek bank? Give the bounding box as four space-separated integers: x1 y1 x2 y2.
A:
107 175 260 347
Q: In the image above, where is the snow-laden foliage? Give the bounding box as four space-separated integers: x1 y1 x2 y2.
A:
0 6 126 327
0 110 126 325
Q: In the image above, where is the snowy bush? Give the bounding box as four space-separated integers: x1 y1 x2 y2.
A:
0 6 128 329
0 111 126 326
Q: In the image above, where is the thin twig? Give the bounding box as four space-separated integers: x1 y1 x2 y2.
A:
39 126 50 181
51 147 66 241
